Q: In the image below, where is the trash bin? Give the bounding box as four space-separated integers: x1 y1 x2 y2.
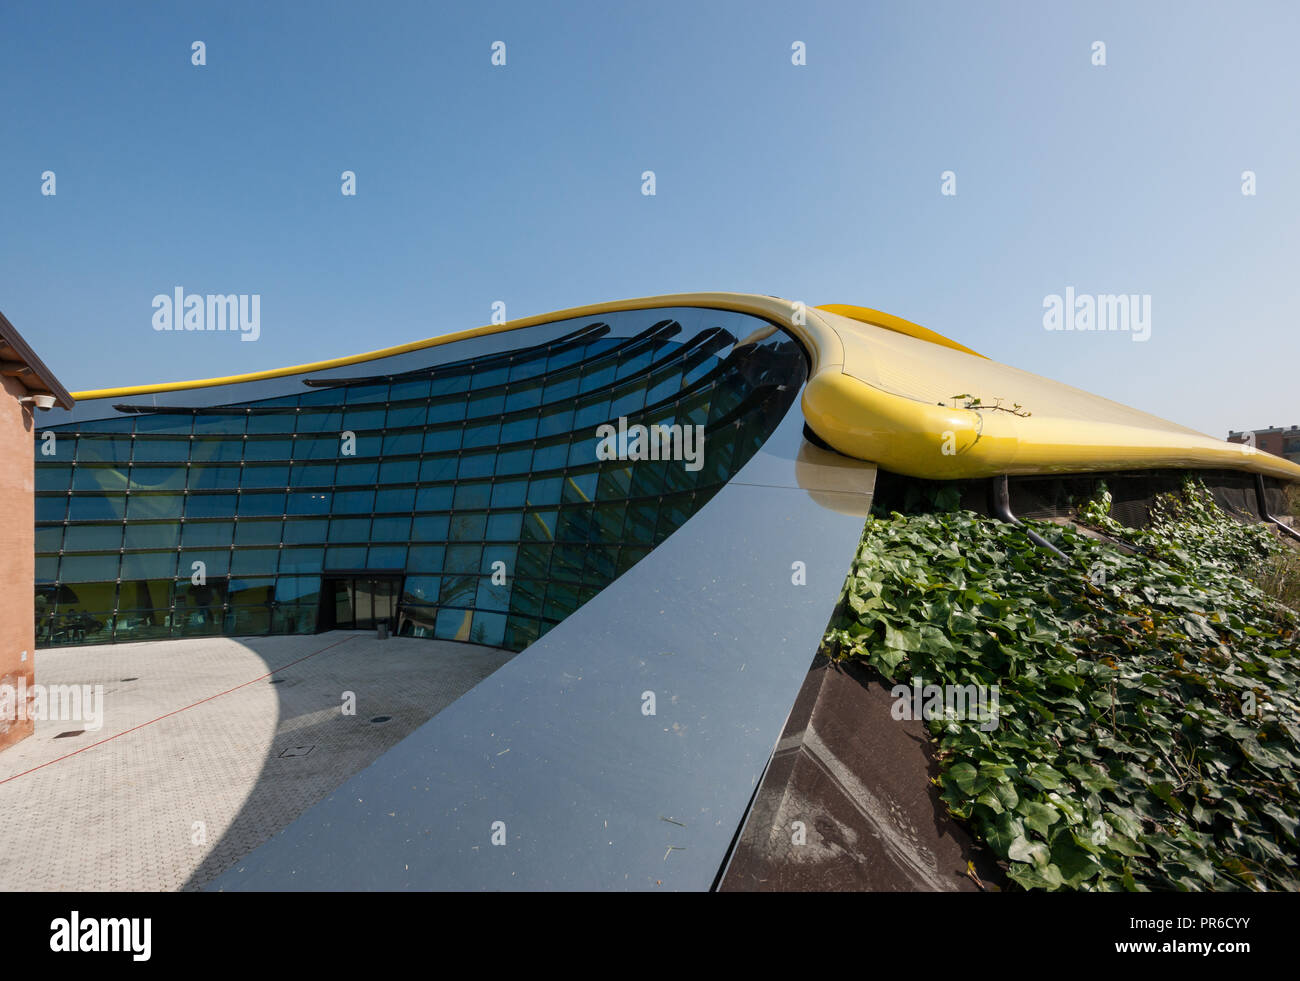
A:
377 622 389 640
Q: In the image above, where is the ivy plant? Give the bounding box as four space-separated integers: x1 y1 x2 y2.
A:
822 478 1300 890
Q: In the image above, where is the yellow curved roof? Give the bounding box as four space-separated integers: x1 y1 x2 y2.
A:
70 292 1300 484
815 304 988 359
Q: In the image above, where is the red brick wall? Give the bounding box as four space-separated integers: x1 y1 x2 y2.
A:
1257 432 1285 457
0 375 36 751
1228 430 1299 461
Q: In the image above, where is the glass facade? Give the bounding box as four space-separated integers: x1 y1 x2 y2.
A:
34 308 806 651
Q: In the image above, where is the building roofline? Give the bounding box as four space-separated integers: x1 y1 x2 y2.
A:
56 292 1300 485
0 310 75 409
69 293 986 402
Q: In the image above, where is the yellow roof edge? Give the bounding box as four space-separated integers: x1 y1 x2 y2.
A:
70 292 823 402
815 304 987 359
66 293 1299 486
802 370 1300 483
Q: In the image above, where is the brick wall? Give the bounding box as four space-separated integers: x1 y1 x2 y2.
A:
0 374 36 751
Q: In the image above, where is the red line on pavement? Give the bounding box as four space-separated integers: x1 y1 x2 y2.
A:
0 635 357 786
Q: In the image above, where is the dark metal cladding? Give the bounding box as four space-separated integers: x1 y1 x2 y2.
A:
718 655 1003 892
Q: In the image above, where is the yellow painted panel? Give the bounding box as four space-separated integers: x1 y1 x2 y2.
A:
816 304 987 358
803 307 1300 483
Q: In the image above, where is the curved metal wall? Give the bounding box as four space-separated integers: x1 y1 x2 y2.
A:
34 307 805 650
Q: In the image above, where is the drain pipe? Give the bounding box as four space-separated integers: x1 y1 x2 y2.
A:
1255 473 1300 543
987 475 1070 561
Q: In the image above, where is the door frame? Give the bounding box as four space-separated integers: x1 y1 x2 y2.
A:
318 569 405 632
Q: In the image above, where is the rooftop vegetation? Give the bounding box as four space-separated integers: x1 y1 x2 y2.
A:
823 478 1300 890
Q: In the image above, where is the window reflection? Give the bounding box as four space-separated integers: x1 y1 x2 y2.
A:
34 308 805 650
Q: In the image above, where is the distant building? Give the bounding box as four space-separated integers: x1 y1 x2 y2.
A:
1 312 74 752
1227 425 1300 464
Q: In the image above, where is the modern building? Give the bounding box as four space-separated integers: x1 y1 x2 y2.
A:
35 294 1300 655
1 312 74 752
1227 425 1300 465
27 293 1300 887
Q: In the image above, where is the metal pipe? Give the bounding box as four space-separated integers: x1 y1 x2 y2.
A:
1254 473 1300 543
987 475 1071 561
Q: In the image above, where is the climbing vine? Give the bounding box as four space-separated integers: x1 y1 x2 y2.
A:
822 478 1300 890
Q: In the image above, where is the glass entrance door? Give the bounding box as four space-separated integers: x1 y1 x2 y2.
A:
353 577 397 629
322 575 401 630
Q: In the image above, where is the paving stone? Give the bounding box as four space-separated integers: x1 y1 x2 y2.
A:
0 631 513 891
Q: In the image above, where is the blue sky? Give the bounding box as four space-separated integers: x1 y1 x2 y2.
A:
2 0 1297 437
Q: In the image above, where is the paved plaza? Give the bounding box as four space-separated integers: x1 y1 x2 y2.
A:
0 632 513 890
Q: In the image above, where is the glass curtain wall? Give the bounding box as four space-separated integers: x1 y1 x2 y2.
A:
34 308 806 651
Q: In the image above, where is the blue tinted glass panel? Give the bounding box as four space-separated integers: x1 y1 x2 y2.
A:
287 492 331 514
375 488 416 513
244 439 292 462
120 551 177 580
282 519 328 544
336 462 379 485
382 432 422 456
36 496 67 522
371 516 411 541
183 522 234 547
415 485 453 511
453 483 491 510
235 520 282 546
442 544 480 573
280 547 324 574
290 463 335 487
131 439 189 462
238 492 285 516
485 511 523 540
329 518 371 542
241 465 290 488
411 515 450 542
449 514 487 541
434 607 473 641
35 466 72 492
182 491 235 522
333 490 375 513
378 459 419 484
325 546 367 568
124 524 180 549
367 546 407 569
189 466 241 490
406 545 445 572
130 466 186 492
70 495 127 521
64 524 123 552
231 549 280 576
59 554 122 583
179 549 231 577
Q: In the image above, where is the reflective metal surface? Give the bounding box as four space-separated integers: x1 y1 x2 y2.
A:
208 391 875 890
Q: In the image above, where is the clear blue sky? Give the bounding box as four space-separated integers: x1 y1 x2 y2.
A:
3 1 1297 438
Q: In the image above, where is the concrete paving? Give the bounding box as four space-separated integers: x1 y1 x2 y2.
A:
0 631 514 891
